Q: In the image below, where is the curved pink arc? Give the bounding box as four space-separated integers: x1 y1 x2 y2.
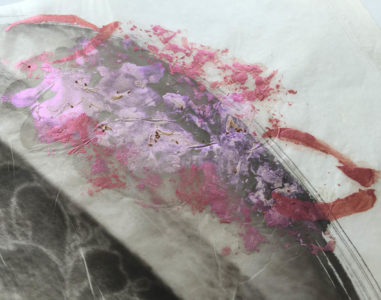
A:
5 15 100 32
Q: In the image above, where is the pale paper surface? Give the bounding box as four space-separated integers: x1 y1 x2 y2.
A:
0 0 381 293
360 0 381 27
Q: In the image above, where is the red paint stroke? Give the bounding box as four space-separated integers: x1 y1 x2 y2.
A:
263 128 378 187
175 162 266 252
272 189 376 221
44 113 99 154
53 21 120 64
89 174 126 190
5 14 99 32
175 162 252 223
136 24 279 103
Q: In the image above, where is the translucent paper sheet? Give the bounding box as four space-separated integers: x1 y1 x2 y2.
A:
0 1 380 299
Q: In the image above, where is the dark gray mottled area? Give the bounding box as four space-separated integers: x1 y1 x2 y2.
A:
0 140 180 300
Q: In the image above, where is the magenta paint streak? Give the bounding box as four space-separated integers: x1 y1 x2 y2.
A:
53 21 120 64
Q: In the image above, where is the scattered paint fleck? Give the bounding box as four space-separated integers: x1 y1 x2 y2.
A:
221 247 232 256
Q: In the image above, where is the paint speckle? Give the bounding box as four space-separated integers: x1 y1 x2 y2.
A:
221 247 232 256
